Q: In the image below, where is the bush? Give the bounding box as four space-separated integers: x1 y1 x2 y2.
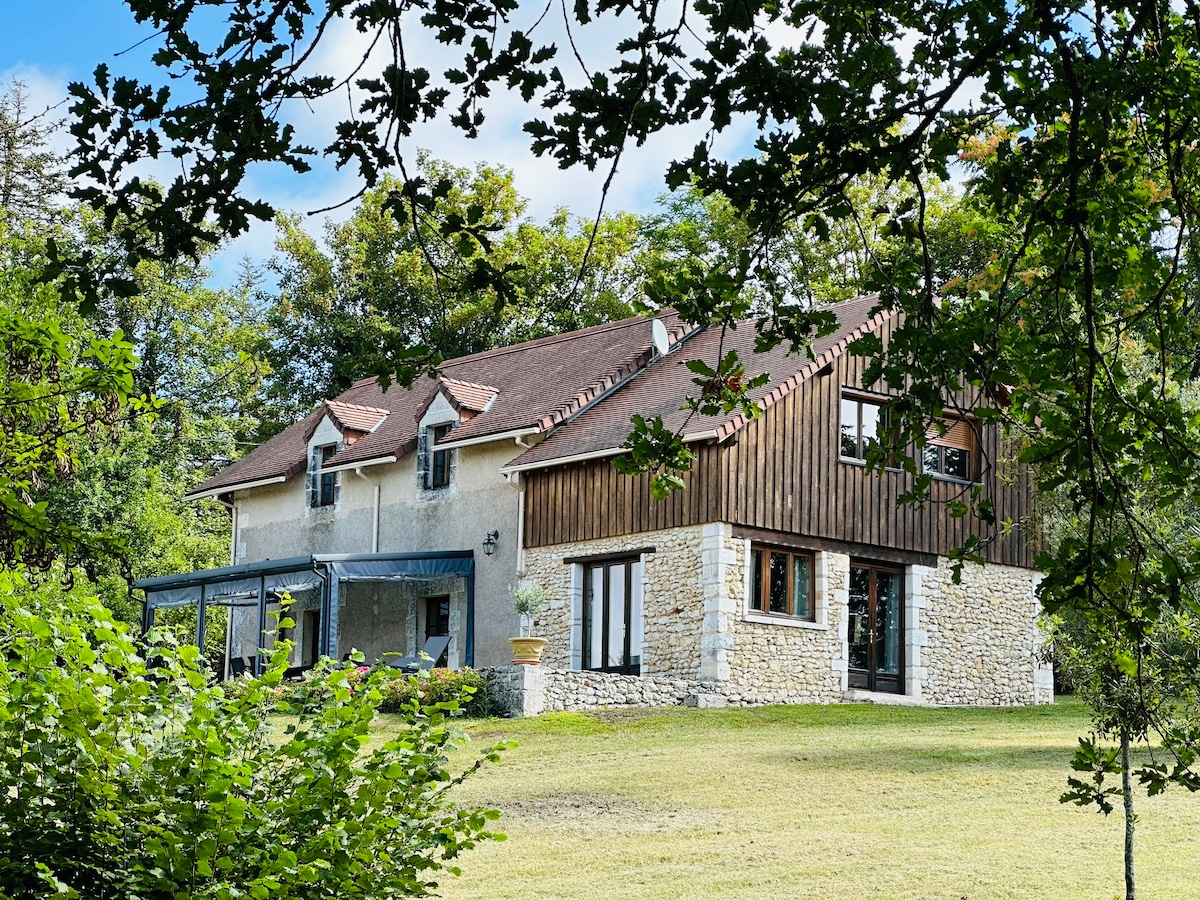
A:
0 575 508 899
378 667 495 718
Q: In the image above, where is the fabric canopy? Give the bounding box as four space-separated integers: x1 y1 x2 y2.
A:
135 551 476 668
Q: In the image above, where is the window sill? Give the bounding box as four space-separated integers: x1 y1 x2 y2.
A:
840 457 904 474
928 473 977 486
742 612 828 631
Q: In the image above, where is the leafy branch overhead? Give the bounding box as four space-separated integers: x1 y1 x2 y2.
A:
59 5 1200 895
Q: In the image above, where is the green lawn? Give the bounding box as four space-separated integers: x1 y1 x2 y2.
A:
405 699 1200 900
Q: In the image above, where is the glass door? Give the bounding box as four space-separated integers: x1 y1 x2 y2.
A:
583 557 644 674
847 563 904 694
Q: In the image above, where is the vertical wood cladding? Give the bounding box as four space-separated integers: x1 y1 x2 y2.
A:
524 319 1037 568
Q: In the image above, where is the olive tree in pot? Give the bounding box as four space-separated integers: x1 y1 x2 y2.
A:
508 582 550 665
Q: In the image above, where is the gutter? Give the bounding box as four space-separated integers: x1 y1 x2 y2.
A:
184 474 287 501
321 453 397 475
499 429 719 475
435 426 540 452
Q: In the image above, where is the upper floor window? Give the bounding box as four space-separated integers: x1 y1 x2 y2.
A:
428 423 453 489
312 444 337 508
840 395 886 461
924 417 975 482
748 545 814 621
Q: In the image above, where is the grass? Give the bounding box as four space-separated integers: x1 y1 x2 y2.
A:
396 699 1200 900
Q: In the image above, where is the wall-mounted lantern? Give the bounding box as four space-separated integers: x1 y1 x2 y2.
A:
483 530 499 556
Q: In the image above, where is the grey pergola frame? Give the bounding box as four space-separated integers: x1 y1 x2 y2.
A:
135 551 476 674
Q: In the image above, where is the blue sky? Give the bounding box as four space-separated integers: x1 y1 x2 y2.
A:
2 2 760 289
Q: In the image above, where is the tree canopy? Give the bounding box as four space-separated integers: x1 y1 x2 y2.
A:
54 3 1200 894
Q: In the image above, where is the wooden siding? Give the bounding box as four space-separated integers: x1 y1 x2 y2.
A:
524 320 1038 568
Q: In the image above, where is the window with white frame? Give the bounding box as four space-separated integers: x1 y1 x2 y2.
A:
309 444 338 508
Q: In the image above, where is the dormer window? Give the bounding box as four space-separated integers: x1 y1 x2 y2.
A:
428 424 453 489
313 444 337 508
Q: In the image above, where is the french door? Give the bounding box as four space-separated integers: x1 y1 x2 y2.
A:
847 562 904 694
583 557 644 675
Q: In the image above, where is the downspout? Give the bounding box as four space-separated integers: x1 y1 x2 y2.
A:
505 469 527 578
354 468 381 553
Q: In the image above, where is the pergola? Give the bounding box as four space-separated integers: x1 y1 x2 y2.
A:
135 551 476 675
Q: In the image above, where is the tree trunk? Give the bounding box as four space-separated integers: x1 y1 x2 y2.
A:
1122 730 1136 900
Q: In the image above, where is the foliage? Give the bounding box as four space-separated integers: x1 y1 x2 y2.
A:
62 4 1200 896
508 582 550 620
0 576 507 899
0 224 145 575
259 157 641 432
0 80 66 226
377 667 495 719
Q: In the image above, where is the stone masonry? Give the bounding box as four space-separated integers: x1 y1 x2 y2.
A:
519 522 1052 711
522 524 713 678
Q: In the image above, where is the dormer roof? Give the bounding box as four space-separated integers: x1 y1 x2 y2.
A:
185 311 686 498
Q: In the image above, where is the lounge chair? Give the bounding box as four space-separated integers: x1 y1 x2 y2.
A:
382 634 452 674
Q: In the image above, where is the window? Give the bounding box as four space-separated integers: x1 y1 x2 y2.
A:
748 546 814 620
582 557 644 675
428 423 452 488
923 417 975 482
840 395 887 460
312 444 337 508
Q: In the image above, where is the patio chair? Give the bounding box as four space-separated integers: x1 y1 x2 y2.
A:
382 634 452 674
228 656 252 678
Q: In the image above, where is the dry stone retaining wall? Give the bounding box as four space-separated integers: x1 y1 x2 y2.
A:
482 666 725 716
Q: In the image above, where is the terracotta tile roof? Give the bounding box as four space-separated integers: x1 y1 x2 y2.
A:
322 400 389 433
505 294 893 470
187 311 685 497
413 377 500 425
440 378 499 413
186 409 324 497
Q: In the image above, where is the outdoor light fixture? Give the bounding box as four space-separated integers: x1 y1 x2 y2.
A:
483 530 499 556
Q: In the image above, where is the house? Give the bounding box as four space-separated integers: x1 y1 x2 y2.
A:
144 294 1052 706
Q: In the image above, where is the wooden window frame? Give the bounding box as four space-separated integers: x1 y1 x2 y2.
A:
839 393 889 463
428 423 453 488
748 544 815 621
316 444 337 507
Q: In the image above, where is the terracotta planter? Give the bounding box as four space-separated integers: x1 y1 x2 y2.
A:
508 636 548 665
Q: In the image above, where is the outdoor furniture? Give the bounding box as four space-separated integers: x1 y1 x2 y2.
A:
229 656 252 677
382 635 451 674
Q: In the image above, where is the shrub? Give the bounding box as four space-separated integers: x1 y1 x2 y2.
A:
0 574 508 899
378 667 495 718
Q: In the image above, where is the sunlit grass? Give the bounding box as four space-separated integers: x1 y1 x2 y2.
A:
410 698 1200 900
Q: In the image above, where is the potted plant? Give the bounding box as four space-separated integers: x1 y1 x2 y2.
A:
508 582 550 665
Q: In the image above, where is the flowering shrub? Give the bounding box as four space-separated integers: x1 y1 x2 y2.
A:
378 667 494 718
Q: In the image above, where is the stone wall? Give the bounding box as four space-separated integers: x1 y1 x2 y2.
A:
521 524 712 678
921 558 1052 705
520 522 1051 709
725 544 851 704
483 666 725 717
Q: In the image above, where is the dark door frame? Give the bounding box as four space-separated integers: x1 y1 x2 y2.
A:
847 560 905 694
582 556 642 675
